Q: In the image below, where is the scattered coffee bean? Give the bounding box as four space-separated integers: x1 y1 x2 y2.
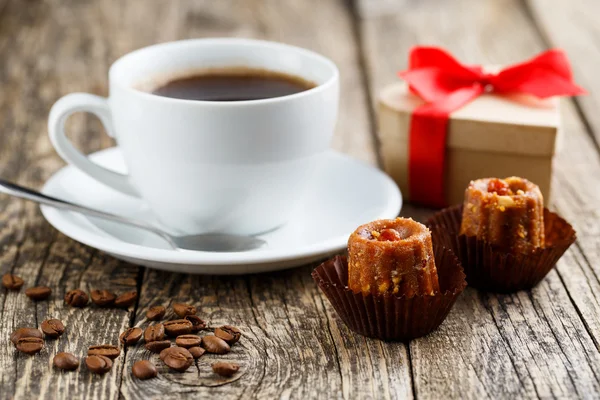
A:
53 352 79 371
114 291 137 308
144 324 165 342
162 347 193 372
90 289 116 307
175 334 201 348
86 355 113 374
88 344 120 359
145 340 171 353
25 286 52 301
184 315 206 332
214 325 242 344
173 303 196 318
2 274 24 290
64 289 88 307
164 319 193 337
41 319 65 338
201 335 230 354
146 306 166 321
188 346 205 359
132 360 157 380
212 361 240 377
10 328 42 345
16 337 44 355
120 327 143 345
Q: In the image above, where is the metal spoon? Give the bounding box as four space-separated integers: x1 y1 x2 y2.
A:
0 179 267 252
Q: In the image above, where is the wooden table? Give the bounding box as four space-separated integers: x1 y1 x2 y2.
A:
1 0 599 398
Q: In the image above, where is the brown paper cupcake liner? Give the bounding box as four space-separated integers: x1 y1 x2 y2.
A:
426 205 576 293
311 246 466 341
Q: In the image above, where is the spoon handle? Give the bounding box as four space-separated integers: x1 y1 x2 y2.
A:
0 178 177 248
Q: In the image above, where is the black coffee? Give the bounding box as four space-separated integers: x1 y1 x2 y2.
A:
151 68 316 101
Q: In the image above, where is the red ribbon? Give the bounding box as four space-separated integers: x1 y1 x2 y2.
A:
398 47 585 208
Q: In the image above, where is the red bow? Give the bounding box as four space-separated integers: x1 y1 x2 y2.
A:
398 47 585 208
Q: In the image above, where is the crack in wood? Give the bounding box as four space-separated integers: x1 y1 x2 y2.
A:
406 343 417 400
554 259 600 353
309 276 347 400
242 278 268 399
116 266 146 398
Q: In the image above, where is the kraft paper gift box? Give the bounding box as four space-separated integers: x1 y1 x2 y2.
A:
377 81 560 206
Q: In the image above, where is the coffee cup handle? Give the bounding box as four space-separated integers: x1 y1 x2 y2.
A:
48 93 140 197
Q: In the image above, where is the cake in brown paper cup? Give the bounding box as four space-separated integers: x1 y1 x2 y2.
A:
311 245 466 341
427 205 576 292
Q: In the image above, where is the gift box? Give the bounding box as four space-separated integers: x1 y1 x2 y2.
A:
376 47 584 208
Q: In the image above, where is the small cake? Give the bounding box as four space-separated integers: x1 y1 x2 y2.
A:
348 218 440 297
460 177 545 254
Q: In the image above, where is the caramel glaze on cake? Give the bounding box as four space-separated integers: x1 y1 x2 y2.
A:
460 177 545 254
348 218 440 297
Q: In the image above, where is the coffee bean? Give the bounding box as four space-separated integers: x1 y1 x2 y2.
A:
25 286 52 301
188 346 205 359
175 334 201 348
90 289 116 307
159 347 172 361
132 360 157 380
144 324 165 342
10 328 42 345
164 319 193 337
201 335 230 354
2 274 24 290
214 325 242 344
184 315 206 332
162 347 193 372
16 337 44 355
64 289 88 307
53 352 79 371
146 306 166 321
86 355 112 374
114 291 137 308
173 303 196 318
41 319 65 338
120 327 143 345
145 340 171 353
88 344 120 359
212 361 240 377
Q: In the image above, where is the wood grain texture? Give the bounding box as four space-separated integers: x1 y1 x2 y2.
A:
120 271 262 399
525 0 600 146
525 0 600 352
359 0 600 398
2 0 600 398
0 0 140 399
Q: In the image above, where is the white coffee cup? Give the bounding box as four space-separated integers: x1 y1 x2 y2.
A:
48 38 339 235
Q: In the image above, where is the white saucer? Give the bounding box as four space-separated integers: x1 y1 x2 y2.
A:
41 148 402 274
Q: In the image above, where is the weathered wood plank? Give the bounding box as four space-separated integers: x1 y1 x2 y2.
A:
525 0 600 348
15 242 139 400
359 0 600 397
550 104 600 347
525 0 600 146
0 0 140 399
120 271 264 399
4 0 600 398
122 267 344 399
